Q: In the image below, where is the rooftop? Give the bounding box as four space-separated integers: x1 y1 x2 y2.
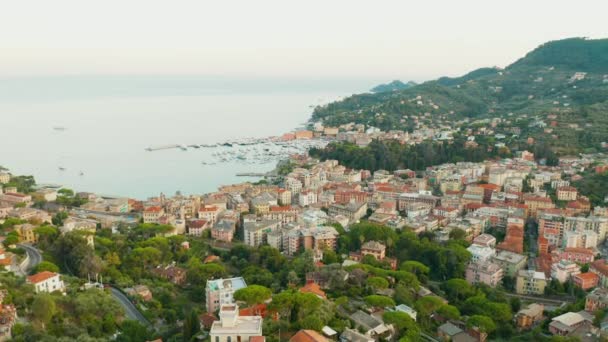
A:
206 277 247 292
27 271 58 284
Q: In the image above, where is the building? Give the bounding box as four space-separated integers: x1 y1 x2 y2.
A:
557 186 578 201
524 196 555 217
467 245 496 263
590 259 608 288
299 281 327 299
27 271 65 293
340 329 374 342
492 250 527 277
516 303 544 330
143 206 164 224
212 220 236 242
278 189 292 206
290 330 328 342
298 190 318 207
472 233 497 248
515 270 547 295
199 205 223 225
151 265 186 285
393 304 417 321
125 285 153 301
361 241 386 260
14 224 37 243
60 218 97 247
0 290 17 341
0 192 32 206
210 305 263 342
549 311 593 336
243 220 280 247
328 201 367 224
0 249 12 271
573 272 599 290
188 219 210 237
206 277 247 313
551 260 581 283
0 173 9 184
585 288 608 312
465 261 504 287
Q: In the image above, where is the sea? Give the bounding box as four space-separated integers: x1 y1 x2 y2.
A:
0 75 372 199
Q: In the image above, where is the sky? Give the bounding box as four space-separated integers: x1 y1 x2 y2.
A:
1 0 607 82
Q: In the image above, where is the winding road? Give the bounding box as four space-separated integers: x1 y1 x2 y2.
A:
109 287 150 326
17 243 43 273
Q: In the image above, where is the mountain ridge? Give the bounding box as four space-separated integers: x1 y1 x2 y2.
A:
311 37 608 154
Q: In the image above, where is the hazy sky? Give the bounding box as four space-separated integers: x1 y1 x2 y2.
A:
1 0 607 81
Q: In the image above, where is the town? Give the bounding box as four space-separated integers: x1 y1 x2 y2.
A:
3 117 608 342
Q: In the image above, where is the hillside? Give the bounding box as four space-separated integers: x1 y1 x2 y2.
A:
371 80 417 93
311 38 608 154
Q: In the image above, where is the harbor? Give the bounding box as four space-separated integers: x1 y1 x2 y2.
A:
144 135 331 170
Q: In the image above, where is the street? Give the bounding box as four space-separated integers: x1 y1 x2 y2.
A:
16 243 43 274
109 287 150 327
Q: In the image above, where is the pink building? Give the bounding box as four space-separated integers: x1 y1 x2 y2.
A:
466 261 504 287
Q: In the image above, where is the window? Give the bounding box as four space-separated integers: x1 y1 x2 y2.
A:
215 337 219 342
228 337 232 342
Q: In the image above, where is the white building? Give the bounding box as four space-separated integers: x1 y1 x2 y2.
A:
551 260 581 284
27 271 65 294
206 277 247 313
467 244 496 263
210 305 263 342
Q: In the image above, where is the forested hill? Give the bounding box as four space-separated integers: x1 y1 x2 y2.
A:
371 80 417 93
311 38 608 154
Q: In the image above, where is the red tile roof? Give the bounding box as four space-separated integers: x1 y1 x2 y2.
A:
299 282 327 299
289 330 329 342
574 272 599 282
27 271 57 284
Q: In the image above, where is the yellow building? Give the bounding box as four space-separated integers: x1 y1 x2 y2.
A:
15 224 38 243
515 270 547 295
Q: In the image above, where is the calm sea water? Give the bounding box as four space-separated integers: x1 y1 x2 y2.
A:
0 76 371 198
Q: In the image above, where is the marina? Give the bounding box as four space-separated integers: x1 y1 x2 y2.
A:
145 136 330 167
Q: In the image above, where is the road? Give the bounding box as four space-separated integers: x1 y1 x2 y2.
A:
109 287 150 326
17 243 43 273
504 292 574 305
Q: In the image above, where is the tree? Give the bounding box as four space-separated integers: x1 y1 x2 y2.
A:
367 276 389 290
382 311 420 340
116 320 151 342
449 228 467 240
300 315 324 331
437 305 461 320
364 295 395 308
322 249 339 264
33 261 60 273
52 212 68 226
442 278 477 303
183 309 200 341
234 285 272 309
400 261 430 278
415 296 445 317
31 294 56 328
467 315 497 334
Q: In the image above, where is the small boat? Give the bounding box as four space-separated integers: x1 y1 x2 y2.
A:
53 126 66 131
58 167 66 171
79 171 84 176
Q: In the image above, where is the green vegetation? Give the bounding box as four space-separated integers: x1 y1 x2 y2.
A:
573 170 608 206
4 175 36 193
311 38 608 155
371 80 417 93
